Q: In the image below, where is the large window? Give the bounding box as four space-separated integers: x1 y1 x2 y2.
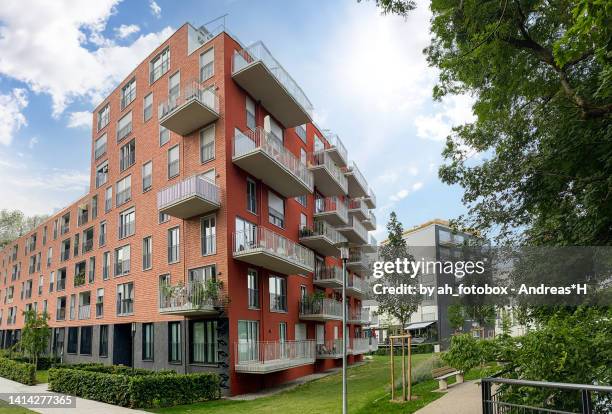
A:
168 71 180 103
116 175 132 207
188 265 216 285
99 221 107 246
99 325 108 357
150 48 170 83
200 216 216 256
199 48 214 81
79 326 92 355
268 191 285 228
269 276 287 312
97 104 110 131
159 125 169 146
94 133 107 159
200 125 215 163
235 217 256 251
117 111 133 142
246 178 257 214
143 93 153 122
142 236 152 270
142 161 152 192
114 245 131 276
105 187 113 212
82 227 94 253
118 207 135 239
67 327 78 354
237 320 259 362
102 252 110 280
56 296 66 320
190 320 217 364
246 96 256 130
96 161 109 188
121 78 136 110
142 323 154 361
269 117 283 143
168 321 181 363
247 269 259 309
119 139 136 172
96 288 104 317
116 282 134 315
167 227 179 263
167 145 179 178
295 124 306 142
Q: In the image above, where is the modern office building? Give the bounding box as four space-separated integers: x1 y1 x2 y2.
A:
0 22 377 395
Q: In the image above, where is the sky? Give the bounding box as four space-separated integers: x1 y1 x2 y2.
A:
0 0 475 240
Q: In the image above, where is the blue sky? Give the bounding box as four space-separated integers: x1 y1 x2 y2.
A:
0 0 475 240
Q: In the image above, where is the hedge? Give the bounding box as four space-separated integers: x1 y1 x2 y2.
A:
48 366 220 408
0 357 36 385
374 343 435 356
10 355 60 370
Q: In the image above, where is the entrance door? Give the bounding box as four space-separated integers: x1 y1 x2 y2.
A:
113 323 133 366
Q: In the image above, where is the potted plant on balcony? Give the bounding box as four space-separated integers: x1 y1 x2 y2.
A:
204 279 224 308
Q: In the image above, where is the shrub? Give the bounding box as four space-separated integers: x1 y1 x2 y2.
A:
9 355 60 370
442 334 480 373
0 357 36 385
129 372 220 408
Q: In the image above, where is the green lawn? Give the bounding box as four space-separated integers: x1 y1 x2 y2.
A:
0 400 36 414
35 370 48 384
149 354 448 414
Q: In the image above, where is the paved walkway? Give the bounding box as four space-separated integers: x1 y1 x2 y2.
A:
414 380 482 414
0 377 147 414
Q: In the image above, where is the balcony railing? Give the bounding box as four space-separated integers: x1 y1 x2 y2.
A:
345 161 368 198
56 308 66 321
347 248 369 275
308 151 348 196
317 339 344 359
235 340 316 373
299 298 343 320
314 265 344 288
364 186 376 209
348 198 368 220
157 175 221 219
314 196 348 225
322 131 348 167
233 227 314 275
337 216 368 245
369 337 379 352
159 80 220 135
351 338 370 355
349 308 369 324
78 304 90 320
232 41 313 127
299 220 347 256
159 281 224 315
233 127 313 196
82 239 94 253
347 275 366 297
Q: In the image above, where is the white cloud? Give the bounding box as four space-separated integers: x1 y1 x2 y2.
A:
67 111 92 129
414 94 477 141
389 181 424 201
149 0 161 18
0 88 28 146
28 137 39 149
115 24 140 38
0 0 174 117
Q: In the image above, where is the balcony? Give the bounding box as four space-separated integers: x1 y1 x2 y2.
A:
322 131 348 167
235 340 315 374
346 275 366 298
232 41 313 128
362 210 376 231
362 235 378 253
299 220 347 256
78 305 90 320
299 298 343 321
350 338 370 355
347 248 369 275
348 198 368 221
157 175 221 219
233 127 313 197
313 265 344 288
308 151 348 196
349 308 369 325
314 197 348 226
159 80 220 136
233 226 314 275
159 281 224 315
337 217 368 245
344 162 368 198
317 339 344 359
363 187 376 209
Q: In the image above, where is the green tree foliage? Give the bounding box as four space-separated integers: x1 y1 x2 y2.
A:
442 333 480 373
447 303 465 333
359 0 416 17
20 310 51 372
0 209 48 247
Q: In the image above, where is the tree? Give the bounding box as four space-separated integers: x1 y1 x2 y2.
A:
447 303 465 333
373 212 422 333
0 209 48 247
442 333 480 374
20 310 51 371
499 307 512 338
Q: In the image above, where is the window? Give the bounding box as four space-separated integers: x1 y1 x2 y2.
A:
268 192 285 227
120 139 136 172
121 78 136 110
116 282 134 315
49 271 54 292
235 217 256 251
269 276 287 312
150 48 169 83
142 323 154 361
96 288 104 317
114 245 131 276
77 204 89 226
142 236 152 270
69 294 76 319
61 238 70 261
269 117 283 143
67 327 78 354
159 125 169 146
247 269 259 309
237 320 259 362
188 265 216 285
98 104 110 131
82 227 94 253
105 187 113 212
116 175 132 206
168 71 180 104
96 161 109 188
79 326 92 355
167 227 179 263
295 124 306 142
74 261 86 287
102 252 110 280
57 268 67 291
200 48 214 81
118 207 135 239
159 212 170 223
99 221 107 246
143 93 153 121
200 125 215 162
99 325 108 356
300 213 307 231
190 320 217 364
142 161 152 192
167 145 179 178
91 195 98 220
168 321 182 363
246 96 256 130
88 257 95 283
200 216 216 256
314 135 324 152
117 111 133 142
246 178 257 214
94 133 107 159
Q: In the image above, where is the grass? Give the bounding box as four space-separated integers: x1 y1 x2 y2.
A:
0 400 37 414
34 370 48 384
149 354 448 414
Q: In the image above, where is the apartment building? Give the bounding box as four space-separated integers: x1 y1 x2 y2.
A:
0 23 377 395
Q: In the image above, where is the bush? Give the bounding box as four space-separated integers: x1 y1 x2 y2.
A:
442 334 480 373
48 366 220 408
0 357 36 385
9 355 60 370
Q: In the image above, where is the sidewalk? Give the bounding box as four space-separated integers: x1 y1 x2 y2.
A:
0 376 147 414
414 380 482 414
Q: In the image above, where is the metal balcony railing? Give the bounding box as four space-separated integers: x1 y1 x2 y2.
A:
314 196 348 222
235 340 316 372
233 127 314 192
346 161 368 191
78 305 90 320
351 338 370 354
340 217 369 243
348 198 368 217
300 298 343 318
322 131 348 165
157 175 221 211
232 41 313 118
349 308 368 324
314 265 344 285
299 220 346 245
310 150 348 190
159 281 223 313
317 339 344 358
349 248 368 266
233 227 314 272
159 80 220 120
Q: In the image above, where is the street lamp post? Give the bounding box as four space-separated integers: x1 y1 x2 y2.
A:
131 322 136 372
340 246 349 414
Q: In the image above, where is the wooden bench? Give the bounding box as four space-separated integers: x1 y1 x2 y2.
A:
432 366 462 390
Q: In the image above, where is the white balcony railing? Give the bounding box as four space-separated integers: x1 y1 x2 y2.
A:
233 226 315 273
317 339 344 358
159 80 220 120
299 220 347 245
338 217 369 243
157 175 221 212
78 304 90 320
232 41 313 119
159 281 223 314
235 340 316 373
314 265 344 285
314 196 348 222
348 198 368 217
310 150 348 191
322 131 348 165
233 127 314 192
300 298 343 319
346 161 368 192
351 338 370 354
369 337 379 352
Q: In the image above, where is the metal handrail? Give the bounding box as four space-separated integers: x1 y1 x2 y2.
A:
314 265 344 284
300 298 343 317
159 80 219 120
299 220 347 245
310 151 348 191
157 175 221 210
314 196 348 222
322 131 348 164
346 161 368 192
348 198 368 216
159 280 223 311
235 340 316 365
